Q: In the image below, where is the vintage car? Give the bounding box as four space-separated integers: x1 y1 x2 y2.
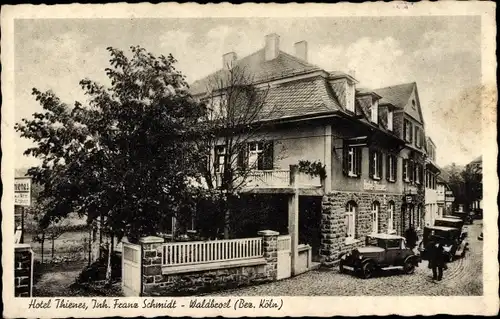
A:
418 226 469 262
434 217 468 235
451 211 474 225
339 234 421 279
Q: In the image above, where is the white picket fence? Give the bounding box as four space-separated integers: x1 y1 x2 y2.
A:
162 237 263 267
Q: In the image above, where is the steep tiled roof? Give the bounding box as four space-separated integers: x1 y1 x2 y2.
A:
189 49 321 96
258 77 341 121
469 156 482 165
373 83 415 109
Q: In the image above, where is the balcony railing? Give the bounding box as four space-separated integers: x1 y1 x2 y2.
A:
244 168 322 189
214 165 323 189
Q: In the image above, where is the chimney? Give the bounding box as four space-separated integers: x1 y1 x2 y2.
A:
348 69 356 79
222 52 237 70
294 41 308 62
265 33 280 61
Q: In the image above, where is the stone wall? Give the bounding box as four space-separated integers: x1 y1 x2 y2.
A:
14 245 33 297
320 191 403 266
137 231 279 296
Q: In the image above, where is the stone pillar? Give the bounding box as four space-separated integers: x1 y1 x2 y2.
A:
140 236 164 296
14 244 33 297
288 165 300 276
258 230 279 280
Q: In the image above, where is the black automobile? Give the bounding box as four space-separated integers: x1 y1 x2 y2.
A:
339 234 421 279
418 226 469 262
451 211 474 225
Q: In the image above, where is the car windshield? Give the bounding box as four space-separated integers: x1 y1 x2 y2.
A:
365 237 386 248
434 220 462 228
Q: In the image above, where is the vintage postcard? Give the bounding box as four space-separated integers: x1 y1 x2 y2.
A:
1 2 498 318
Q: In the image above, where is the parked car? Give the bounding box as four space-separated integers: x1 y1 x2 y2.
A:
451 211 474 225
435 216 468 234
418 226 469 262
339 234 421 279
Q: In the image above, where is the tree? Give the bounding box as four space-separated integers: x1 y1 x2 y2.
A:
15 46 206 284
462 162 482 211
194 64 284 238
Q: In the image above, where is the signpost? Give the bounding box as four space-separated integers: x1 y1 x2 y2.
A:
15 177 32 244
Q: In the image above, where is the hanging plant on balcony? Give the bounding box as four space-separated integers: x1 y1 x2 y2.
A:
298 160 327 180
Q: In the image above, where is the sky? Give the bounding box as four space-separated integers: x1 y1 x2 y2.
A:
14 16 482 168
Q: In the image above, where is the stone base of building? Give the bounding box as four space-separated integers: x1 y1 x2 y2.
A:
320 191 403 266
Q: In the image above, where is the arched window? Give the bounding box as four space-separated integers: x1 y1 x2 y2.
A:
371 201 380 234
345 201 357 239
387 201 395 233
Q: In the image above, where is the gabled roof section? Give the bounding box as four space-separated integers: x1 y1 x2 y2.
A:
373 82 416 109
189 48 321 96
258 77 341 121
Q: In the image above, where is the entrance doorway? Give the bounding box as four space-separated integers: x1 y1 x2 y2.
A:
299 196 322 262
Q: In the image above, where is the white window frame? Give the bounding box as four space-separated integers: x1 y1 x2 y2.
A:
415 164 421 184
372 151 381 180
371 202 380 234
371 99 379 124
388 155 395 182
348 147 357 177
248 142 264 170
387 202 395 232
387 110 393 131
403 159 410 183
345 202 356 239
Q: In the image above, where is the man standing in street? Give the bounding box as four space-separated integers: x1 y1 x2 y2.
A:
428 236 446 281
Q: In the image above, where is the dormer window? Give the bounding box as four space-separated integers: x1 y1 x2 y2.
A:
371 99 379 124
346 81 355 112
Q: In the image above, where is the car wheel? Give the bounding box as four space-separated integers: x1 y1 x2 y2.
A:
361 262 375 279
403 259 416 274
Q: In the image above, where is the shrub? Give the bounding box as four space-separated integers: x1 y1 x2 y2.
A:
74 251 121 284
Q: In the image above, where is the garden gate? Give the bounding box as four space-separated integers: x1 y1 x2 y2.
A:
277 235 291 280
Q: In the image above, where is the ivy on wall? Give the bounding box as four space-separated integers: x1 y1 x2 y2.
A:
298 160 327 180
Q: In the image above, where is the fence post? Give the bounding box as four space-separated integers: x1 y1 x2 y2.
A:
258 230 279 281
140 236 164 296
14 244 33 297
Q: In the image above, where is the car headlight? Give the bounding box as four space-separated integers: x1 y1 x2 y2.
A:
358 255 363 259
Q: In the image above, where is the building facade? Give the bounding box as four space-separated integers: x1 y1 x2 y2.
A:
424 137 440 226
190 33 437 266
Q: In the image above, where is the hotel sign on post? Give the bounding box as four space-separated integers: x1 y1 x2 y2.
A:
15 178 31 206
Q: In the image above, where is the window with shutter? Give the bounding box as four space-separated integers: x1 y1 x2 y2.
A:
355 147 362 177
237 144 248 170
345 201 357 239
409 160 414 183
342 141 349 176
369 149 374 178
387 154 396 182
344 141 362 178
263 141 274 170
215 145 226 173
370 149 382 180
377 151 383 180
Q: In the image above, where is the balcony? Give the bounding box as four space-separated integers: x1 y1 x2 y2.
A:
242 166 324 195
212 165 324 195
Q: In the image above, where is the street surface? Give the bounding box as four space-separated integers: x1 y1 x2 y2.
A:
213 221 483 296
